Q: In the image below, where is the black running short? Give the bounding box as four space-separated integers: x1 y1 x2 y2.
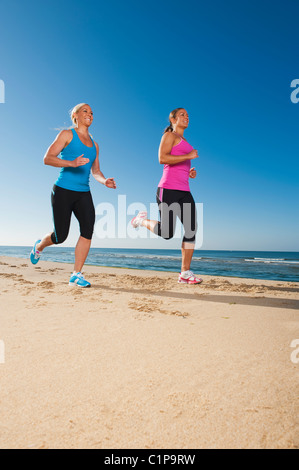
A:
50 185 95 244
154 187 197 243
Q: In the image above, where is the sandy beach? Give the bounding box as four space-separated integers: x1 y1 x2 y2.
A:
0 255 298 449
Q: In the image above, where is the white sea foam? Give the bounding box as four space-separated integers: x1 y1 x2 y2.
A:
245 258 299 265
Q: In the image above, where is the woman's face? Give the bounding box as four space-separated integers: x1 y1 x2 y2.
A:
172 109 189 129
75 105 94 127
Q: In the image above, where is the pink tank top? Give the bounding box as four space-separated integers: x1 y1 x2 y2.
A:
158 137 192 191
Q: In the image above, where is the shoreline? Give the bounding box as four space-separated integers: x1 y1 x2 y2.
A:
1 253 299 283
0 255 298 449
1 255 299 310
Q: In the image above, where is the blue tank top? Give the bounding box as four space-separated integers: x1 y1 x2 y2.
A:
55 129 97 192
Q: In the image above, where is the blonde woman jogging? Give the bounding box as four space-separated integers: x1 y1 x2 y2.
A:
30 103 116 287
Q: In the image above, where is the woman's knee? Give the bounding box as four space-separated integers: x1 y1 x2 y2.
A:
50 231 68 245
80 231 93 240
79 222 94 240
183 234 196 243
154 222 174 240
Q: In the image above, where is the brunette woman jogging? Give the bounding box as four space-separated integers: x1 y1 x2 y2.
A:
30 103 116 287
131 108 202 284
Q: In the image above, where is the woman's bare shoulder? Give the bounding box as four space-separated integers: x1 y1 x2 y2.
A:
161 131 176 144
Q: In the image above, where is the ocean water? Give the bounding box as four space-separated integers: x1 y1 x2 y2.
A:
0 246 299 282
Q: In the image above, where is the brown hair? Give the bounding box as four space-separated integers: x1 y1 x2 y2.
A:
164 108 183 134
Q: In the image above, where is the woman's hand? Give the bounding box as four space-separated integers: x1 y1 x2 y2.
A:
189 167 197 179
71 154 90 167
104 177 117 189
188 149 199 160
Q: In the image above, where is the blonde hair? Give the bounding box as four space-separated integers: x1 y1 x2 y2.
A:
70 103 89 127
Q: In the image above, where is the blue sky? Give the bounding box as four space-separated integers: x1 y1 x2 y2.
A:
0 0 298 251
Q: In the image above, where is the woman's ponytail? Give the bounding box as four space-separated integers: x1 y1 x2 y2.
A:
164 123 173 134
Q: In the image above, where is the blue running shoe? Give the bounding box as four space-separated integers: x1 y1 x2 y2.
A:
69 272 91 288
30 239 41 265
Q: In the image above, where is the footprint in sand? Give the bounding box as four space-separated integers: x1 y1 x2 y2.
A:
19 280 34 286
128 298 189 318
26 300 48 309
37 281 55 289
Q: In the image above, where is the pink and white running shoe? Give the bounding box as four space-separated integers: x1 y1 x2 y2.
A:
131 211 147 228
178 270 203 284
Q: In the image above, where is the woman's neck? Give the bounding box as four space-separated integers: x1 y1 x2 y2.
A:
173 128 185 137
76 125 90 136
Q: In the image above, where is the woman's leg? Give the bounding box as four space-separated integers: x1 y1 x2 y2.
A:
180 192 197 272
141 219 158 232
181 241 195 272
178 192 201 282
74 236 92 273
152 188 178 239
36 233 54 252
133 188 177 239
33 186 73 255
72 191 95 274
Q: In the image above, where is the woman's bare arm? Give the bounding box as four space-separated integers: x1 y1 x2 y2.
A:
43 130 89 168
91 142 116 188
158 132 198 165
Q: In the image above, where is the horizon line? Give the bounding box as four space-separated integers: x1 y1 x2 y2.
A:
0 245 298 253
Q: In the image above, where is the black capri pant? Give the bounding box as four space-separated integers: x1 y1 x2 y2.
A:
50 185 95 244
154 187 197 243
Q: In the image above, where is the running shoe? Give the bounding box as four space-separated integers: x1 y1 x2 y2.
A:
131 211 147 228
178 270 203 284
30 239 41 265
69 272 91 288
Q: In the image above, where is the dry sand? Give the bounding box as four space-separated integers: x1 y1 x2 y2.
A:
0 255 298 449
